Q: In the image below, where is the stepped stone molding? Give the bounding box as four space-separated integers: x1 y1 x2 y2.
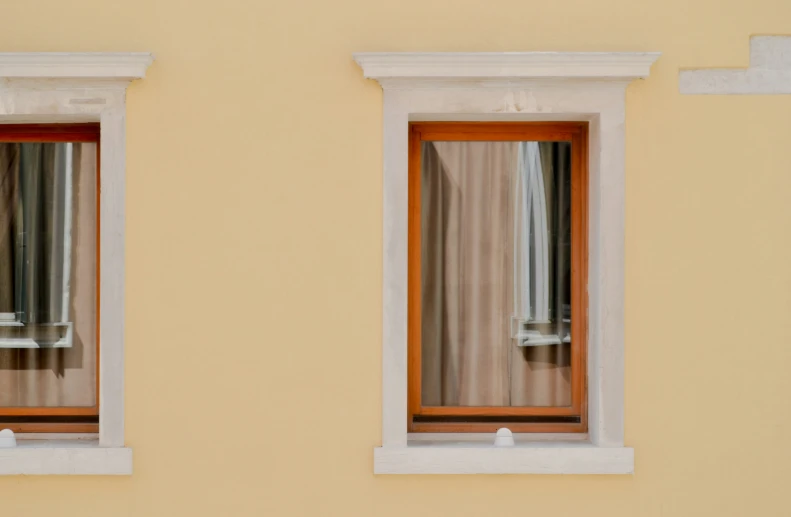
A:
680 36 791 94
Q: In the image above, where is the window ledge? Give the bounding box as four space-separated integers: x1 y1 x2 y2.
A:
374 443 633 475
0 440 131 475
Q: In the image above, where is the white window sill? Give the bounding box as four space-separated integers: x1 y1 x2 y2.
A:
0 439 132 475
374 439 633 475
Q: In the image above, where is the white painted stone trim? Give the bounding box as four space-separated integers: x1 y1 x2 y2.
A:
0 441 132 475
0 52 153 475
354 52 660 84
680 36 791 94
375 444 634 475
0 53 153 80
354 51 659 474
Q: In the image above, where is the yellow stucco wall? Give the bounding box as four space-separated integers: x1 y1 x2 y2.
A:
2 0 791 514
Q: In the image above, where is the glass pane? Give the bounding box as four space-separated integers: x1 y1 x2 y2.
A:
0 142 97 407
421 140 571 407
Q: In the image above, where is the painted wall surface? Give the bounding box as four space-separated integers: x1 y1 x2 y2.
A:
1 0 790 515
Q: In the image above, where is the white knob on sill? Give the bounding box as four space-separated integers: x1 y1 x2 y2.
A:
494 427 514 447
0 429 16 448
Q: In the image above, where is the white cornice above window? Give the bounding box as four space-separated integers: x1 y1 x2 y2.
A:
0 52 153 81
353 51 660 88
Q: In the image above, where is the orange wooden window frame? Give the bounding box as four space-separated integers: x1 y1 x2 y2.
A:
0 124 100 434
407 122 589 433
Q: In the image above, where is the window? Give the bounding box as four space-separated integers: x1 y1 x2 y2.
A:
0 124 99 434
408 122 588 433
0 52 152 476
355 50 659 474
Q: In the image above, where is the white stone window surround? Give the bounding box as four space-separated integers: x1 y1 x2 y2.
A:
0 53 153 476
354 51 660 475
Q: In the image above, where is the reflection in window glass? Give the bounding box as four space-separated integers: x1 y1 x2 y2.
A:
421 141 571 407
0 142 97 407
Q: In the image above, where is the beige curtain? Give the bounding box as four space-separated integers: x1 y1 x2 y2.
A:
0 143 96 407
421 141 571 407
